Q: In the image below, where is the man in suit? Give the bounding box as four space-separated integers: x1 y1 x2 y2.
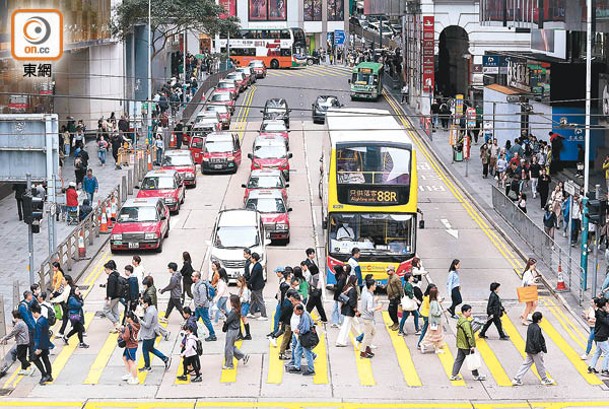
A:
479 282 509 340
31 304 52 385
247 252 267 320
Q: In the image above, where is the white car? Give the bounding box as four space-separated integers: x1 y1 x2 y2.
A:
208 209 270 283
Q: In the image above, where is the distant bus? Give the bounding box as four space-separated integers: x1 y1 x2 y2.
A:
217 28 307 69
349 62 384 101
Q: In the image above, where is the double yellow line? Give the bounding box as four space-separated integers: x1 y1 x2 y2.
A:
383 91 522 274
233 86 257 142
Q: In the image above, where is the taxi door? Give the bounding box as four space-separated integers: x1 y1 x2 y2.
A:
232 133 242 166
190 136 204 164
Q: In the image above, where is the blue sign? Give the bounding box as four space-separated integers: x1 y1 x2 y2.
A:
334 30 345 46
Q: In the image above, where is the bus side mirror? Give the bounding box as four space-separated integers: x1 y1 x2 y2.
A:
248 153 253 159
419 220 425 229
348 79 351 84
241 184 247 188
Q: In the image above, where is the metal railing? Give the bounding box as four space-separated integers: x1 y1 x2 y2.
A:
37 146 155 290
182 69 235 123
491 186 585 305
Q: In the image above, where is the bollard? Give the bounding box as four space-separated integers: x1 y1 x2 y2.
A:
78 230 86 259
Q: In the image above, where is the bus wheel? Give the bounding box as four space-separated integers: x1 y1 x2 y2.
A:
307 59 314 66
271 59 279 69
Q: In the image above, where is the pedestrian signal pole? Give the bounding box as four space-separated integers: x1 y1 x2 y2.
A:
25 174 35 286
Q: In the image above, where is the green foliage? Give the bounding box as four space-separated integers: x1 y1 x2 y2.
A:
111 0 239 58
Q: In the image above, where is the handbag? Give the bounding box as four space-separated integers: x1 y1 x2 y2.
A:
429 322 439 331
53 304 63 320
300 327 319 349
222 322 228 333
68 313 81 323
465 351 482 371
516 286 538 303
338 292 349 304
401 296 417 311
117 337 126 349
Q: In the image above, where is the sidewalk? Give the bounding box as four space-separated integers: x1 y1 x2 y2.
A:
384 84 606 307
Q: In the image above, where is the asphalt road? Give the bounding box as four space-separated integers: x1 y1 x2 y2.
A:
3 64 609 408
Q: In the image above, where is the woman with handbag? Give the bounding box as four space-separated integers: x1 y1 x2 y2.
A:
420 287 445 354
331 265 347 328
417 284 436 349
336 275 360 347
520 258 540 326
222 295 250 370
399 274 421 336
61 287 89 349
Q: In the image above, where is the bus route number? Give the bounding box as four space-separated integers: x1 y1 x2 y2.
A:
349 188 398 205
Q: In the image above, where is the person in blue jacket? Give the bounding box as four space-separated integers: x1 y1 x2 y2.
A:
31 304 53 385
17 291 35 360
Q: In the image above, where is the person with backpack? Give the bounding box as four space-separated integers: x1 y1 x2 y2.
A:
62 287 89 349
286 303 317 376
542 205 557 241
121 265 139 325
18 291 36 361
0 310 32 377
159 262 184 324
120 311 141 385
450 304 486 382
176 324 202 383
192 272 216 342
102 260 121 333
139 296 171 372
31 303 53 385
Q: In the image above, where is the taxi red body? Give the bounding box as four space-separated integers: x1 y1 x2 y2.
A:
161 150 197 188
110 198 170 253
215 80 238 100
203 105 231 129
241 169 289 204
248 137 292 181
244 189 292 245
235 67 254 86
189 136 205 165
209 91 235 114
136 169 185 213
259 120 290 150
201 132 242 174
225 72 248 92
248 60 267 78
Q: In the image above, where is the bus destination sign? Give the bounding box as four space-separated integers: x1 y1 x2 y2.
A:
348 187 399 205
358 67 373 74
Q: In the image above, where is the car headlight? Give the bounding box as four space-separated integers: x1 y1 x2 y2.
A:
145 233 158 240
186 172 195 178
276 223 288 230
111 234 122 241
165 198 177 203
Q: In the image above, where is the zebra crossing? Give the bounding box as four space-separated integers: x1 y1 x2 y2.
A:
266 65 353 78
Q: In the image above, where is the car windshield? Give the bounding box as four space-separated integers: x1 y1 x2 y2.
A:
246 198 286 213
215 226 259 249
205 105 227 114
118 206 158 223
317 96 339 108
329 213 415 260
211 94 230 102
254 144 287 158
227 74 243 81
261 122 287 132
206 141 233 153
249 62 264 67
162 155 192 166
141 176 176 190
248 176 283 188
218 82 234 88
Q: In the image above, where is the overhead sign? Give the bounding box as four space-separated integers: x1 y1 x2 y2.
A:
421 16 434 93
482 55 508 74
334 30 345 46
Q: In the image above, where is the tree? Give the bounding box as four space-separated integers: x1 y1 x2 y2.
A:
111 0 239 60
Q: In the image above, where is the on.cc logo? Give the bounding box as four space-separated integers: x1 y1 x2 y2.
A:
11 9 63 61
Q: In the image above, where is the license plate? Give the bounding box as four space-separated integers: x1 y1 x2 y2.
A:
128 242 139 249
213 164 223 169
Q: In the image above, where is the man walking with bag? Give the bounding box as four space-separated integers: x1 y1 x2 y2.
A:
512 311 555 386
386 266 403 331
479 282 510 340
450 305 486 382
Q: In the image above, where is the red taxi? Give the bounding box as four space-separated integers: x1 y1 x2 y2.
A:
248 60 267 78
248 137 292 181
215 79 238 100
225 72 248 92
161 150 197 188
185 120 219 146
201 132 242 174
136 169 185 214
110 198 170 253
203 104 231 129
209 91 235 114
260 119 290 150
245 189 292 245
236 67 255 85
241 169 289 204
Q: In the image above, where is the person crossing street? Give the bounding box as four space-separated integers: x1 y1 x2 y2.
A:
386 265 403 331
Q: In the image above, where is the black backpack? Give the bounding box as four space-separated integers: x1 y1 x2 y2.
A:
44 304 57 326
117 275 129 299
196 338 203 356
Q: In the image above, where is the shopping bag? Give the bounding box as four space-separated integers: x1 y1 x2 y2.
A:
54 304 63 321
516 286 538 303
401 296 417 311
465 351 482 371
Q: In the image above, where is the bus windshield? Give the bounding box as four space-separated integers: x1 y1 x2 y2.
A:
336 145 411 185
328 213 415 260
352 72 378 86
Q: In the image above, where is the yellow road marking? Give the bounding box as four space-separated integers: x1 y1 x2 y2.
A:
381 312 422 386
433 342 466 386
267 314 284 384
48 312 95 383
543 301 587 350
83 332 118 384
308 312 329 384
348 332 375 386
539 319 602 385
137 321 167 384
475 336 513 386
544 297 588 343
501 315 543 380
0 403 82 407
220 339 243 383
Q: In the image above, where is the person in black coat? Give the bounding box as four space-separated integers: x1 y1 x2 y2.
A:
180 251 194 302
512 312 554 386
12 184 26 221
537 169 551 209
479 282 509 340
102 260 121 331
247 252 267 319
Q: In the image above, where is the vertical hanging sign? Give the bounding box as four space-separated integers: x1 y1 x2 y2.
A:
422 16 434 93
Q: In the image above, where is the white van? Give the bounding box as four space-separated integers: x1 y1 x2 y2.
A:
208 208 269 283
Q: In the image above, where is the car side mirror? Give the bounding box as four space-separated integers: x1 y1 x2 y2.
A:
241 184 247 188
348 79 351 84
134 185 139 189
110 217 116 222
288 208 293 212
285 183 290 188
288 153 293 159
312 104 315 108
419 220 425 229
161 215 167 221
264 238 272 246
248 153 253 159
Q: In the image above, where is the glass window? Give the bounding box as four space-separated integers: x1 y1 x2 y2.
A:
280 29 291 39
352 72 379 86
141 176 176 190
280 48 292 56
254 144 287 158
336 145 411 185
328 213 415 259
162 155 192 166
216 226 260 249
205 141 234 153
118 206 158 223
246 198 286 213
248 176 284 188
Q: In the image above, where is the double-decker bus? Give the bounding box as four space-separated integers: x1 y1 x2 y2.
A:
349 62 384 101
320 108 418 287
217 28 307 69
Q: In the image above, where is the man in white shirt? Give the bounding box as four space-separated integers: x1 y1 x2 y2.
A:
336 223 355 240
132 255 146 293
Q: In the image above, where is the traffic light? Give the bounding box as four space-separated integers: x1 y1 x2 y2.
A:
22 192 33 224
586 199 607 225
31 190 44 221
